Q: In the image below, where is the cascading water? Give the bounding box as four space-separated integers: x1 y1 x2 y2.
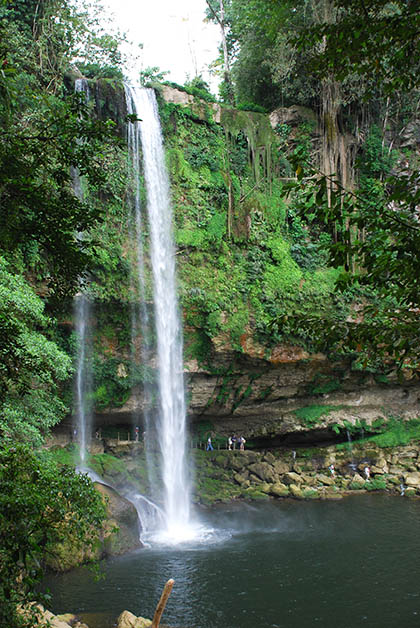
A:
74 294 92 465
125 86 194 542
73 78 92 467
124 85 159 504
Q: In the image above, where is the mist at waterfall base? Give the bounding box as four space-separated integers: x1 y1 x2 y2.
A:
44 495 420 628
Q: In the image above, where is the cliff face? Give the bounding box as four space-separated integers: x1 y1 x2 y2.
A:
186 352 419 429
67 82 420 447
94 334 420 445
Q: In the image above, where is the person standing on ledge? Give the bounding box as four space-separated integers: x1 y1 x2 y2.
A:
206 436 214 451
228 436 232 450
239 436 246 451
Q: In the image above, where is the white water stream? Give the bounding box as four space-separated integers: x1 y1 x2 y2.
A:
125 87 194 542
73 78 92 465
74 294 92 464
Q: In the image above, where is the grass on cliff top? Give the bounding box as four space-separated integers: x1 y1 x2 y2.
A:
47 445 136 475
364 418 420 448
293 404 336 427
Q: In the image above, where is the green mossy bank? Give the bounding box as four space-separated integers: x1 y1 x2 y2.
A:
48 427 420 517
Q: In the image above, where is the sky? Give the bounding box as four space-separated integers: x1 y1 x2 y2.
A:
101 0 221 91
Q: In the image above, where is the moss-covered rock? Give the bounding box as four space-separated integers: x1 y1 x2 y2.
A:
96 483 141 555
269 482 290 497
46 482 141 572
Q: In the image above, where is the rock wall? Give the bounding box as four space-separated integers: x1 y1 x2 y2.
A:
93 342 420 446
46 481 142 572
185 348 420 440
194 441 420 503
67 83 420 448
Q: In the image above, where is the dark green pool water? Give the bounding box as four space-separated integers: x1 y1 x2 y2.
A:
44 495 420 628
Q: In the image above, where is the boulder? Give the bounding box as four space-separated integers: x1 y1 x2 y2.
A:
371 465 387 475
56 615 77 625
234 471 249 486
315 473 334 486
389 465 404 475
283 471 303 485
351 473 365 486
270 482 290 497
387 475 402 485
263 452 276 464
323 491 343 500
95 483 142 556
404 472 420 487
228 455 248 472
21 606 74 628
289 484 304 498
238 450 258 463
300 474 316 486
248 462 276 483
273 460 291 475
302 488 320 499
46 482 142 572
116 610 152 628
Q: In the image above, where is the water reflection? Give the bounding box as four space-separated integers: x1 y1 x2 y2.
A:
44 495 420 628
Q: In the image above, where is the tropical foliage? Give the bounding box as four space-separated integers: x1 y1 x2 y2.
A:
0 446 105 628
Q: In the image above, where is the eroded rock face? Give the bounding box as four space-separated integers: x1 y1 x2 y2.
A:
269 105 318 129
94 334 420 447
95 483 142 556
160 85 221 122
183 350 420 443
46 483 141 572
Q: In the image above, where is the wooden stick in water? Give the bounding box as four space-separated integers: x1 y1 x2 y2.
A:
151 578 175 628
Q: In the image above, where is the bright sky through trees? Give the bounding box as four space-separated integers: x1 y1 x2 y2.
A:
102 0 220 88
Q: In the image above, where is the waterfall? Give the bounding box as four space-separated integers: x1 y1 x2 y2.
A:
124 85 159 501
73 78 92 466
346 428 357 471
74 294 92 465
125 86 193 541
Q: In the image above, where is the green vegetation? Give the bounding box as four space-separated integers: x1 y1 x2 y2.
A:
293 405 336 428
0 258 72 446
0 446 105 628
1 0 420 621
204 0 420 369
0 2 130 623
160 97 353 363
366 419 420 449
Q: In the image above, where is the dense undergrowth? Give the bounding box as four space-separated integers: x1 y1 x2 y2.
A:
156 97 356 367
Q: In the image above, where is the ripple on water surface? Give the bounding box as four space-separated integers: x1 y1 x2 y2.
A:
44 495 420 628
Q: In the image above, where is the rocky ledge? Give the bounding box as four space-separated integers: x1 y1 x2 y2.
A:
193 440 420 503
32 607 152 628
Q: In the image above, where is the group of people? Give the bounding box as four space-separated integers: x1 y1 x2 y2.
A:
228 435 246 451
328 463 371 480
